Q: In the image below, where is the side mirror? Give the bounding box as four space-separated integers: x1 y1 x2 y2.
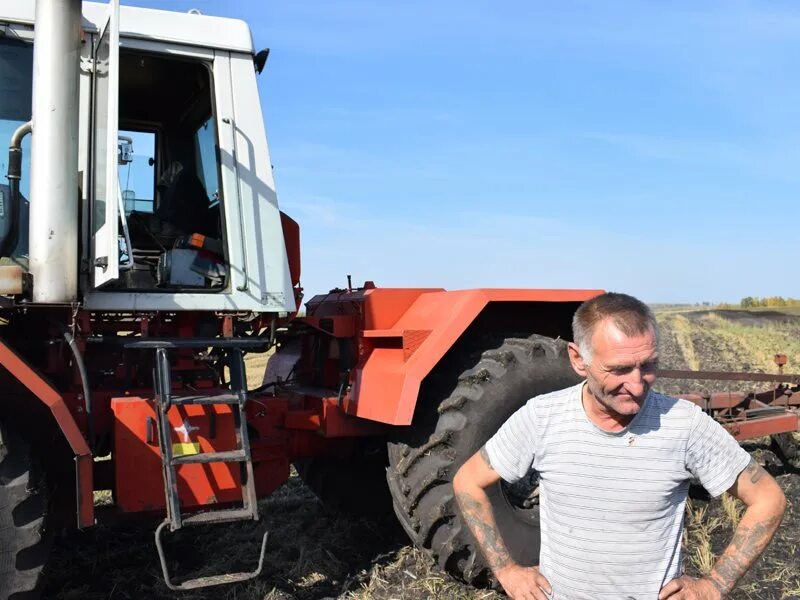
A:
254 48 270 74
118 136 133 165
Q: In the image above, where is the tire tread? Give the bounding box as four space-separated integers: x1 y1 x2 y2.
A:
0 427 48 600
387 333 579 585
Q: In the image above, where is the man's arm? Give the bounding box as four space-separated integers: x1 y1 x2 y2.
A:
453 446 551 600
659 458 787 600
707 459 786 595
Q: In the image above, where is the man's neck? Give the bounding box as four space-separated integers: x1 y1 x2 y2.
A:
581 383 635 433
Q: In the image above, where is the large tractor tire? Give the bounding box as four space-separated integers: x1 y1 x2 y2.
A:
0 426 49 599
387 333 580 586
294 438 393 516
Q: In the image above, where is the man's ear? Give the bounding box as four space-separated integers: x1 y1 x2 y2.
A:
568 342 588 378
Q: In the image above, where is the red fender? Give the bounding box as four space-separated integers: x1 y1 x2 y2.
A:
0 340 93 528
348 288 602 425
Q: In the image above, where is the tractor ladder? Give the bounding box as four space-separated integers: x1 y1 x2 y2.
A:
126 338 269 591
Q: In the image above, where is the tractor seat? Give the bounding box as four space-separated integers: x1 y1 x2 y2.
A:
128 161 219 251
155 161 216 237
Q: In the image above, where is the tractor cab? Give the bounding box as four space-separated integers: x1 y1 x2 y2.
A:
0 1 298 313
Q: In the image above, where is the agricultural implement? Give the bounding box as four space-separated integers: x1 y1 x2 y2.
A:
658 360 800 463
0 1 797 597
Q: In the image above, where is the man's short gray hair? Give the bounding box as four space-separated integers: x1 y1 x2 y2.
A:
572 292 659 364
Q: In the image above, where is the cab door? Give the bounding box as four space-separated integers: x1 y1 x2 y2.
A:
91 0 120 287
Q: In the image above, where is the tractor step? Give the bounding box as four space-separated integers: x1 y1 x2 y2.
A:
172 449 248 465
182 506 257 526
165 569 266 592
150 344 259 532
139 342 264 591
155 521 269 591
170 393 240 406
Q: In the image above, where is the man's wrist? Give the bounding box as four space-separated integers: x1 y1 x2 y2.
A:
493 561 522 578
705 574 728 599
493 561 514 575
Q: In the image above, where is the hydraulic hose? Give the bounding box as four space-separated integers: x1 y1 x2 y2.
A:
63 329 94 451
1 120 32 257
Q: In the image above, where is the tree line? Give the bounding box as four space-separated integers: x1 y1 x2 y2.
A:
739 296 800 308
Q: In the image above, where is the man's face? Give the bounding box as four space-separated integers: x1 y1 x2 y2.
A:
569 319 659 417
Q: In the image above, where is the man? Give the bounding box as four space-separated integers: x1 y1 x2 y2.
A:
453 293 786 600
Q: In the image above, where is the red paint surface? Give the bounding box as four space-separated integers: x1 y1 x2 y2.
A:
0 340 93 527
351 288 603 424
113 397 289 513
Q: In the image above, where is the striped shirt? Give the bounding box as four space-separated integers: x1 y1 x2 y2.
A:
485 382 751 600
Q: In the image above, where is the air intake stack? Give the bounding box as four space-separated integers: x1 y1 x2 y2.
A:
28 0 81 302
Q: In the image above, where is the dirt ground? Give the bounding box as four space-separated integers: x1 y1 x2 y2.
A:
41 308 800 599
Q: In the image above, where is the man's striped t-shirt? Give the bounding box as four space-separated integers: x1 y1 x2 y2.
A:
484 382 751 600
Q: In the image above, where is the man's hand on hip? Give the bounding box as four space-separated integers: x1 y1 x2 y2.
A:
495 564 552 600
658 575 723 600
664 458 785 600
454 447 553 598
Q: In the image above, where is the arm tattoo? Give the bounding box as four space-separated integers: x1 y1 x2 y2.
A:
708 503 784 595
743 458 766 484
455 490 512 572
707 577 726 596
479 445 493 470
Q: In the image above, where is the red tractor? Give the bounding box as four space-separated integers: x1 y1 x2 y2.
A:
0 1 797 597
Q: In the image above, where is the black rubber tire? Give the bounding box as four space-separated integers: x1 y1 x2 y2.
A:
387 333 580 586
771 433 798 466
0 425 49 600
294 439 393 516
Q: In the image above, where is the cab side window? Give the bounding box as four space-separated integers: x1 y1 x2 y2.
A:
194 120 219 206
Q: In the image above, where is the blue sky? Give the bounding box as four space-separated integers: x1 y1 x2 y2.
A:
123 1 800 303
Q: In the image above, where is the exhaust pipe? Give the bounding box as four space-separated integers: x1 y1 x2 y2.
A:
28 0 82 302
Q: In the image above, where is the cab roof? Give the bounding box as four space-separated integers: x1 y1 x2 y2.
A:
1 1 255 54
